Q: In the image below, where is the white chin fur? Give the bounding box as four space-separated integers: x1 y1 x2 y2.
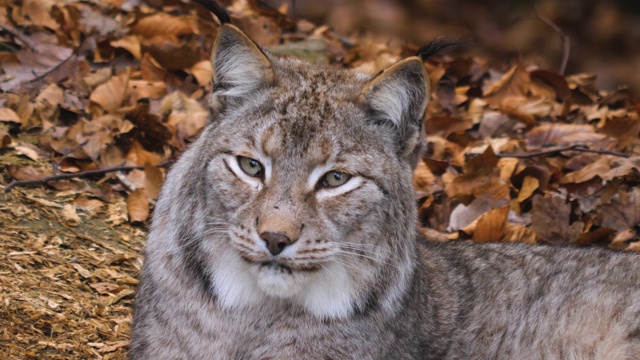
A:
255 265 306 298
212 252 356 320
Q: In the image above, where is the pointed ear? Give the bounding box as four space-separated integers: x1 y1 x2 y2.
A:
209 25 274 112
360 57 430 166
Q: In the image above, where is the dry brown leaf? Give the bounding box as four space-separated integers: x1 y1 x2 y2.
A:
448 194 509 231
30 83 64 129
143 163 164 200
484 64 530 106
17 0 59 30
60 204 81 226
499 96 553 126
502 223 538 244
0 129 12 148
143 38 202 71
89 70 131 114
445 167 510 201
74 196 106 214
162 92 208 139
71 263 92 279
515 176 539 204
0 107 22 124
0 40 75 93
595 188 640 232
531 193 584 244
111 35 142 60
132 13 194 38
470 206 509 243
128 80 167 102
561 156 640 184
14 145 40 161
525 123 607 151
189 60 213 88
127 188 149 223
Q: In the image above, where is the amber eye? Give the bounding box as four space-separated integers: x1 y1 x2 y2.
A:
238 156 263 178
319 171 351 189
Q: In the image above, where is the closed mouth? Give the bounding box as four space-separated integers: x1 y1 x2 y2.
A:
259 260 321 273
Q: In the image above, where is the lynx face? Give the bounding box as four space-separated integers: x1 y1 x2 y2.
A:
150 24 430 320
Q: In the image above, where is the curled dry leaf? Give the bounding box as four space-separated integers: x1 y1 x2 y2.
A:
448 194 508 232
127 188 149 223
89 70 131 115
131 13 194 39
515 175 539 205
0 107 22 124
143 163 164 200
111 35 142 60
484 64 530 106
189 61 213 88
469 206 510 243
562 156 640 184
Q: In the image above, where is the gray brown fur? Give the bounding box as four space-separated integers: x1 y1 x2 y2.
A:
130 24 640 359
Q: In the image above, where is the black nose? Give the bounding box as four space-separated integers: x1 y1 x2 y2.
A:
260 232 292 256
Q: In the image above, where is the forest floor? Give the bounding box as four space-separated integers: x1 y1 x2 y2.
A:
1 0 640 358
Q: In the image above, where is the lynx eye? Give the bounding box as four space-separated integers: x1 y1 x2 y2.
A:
237 156 263 178
319 171 351 189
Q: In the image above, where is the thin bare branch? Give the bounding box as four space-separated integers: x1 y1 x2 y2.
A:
4 162 172 192
535 6 570 75
496 144 630 159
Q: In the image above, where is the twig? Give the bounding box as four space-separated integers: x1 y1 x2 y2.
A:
29 51 76 84
496 144 630 159
535 6 570 75
0 24 37 52
4 162 172 192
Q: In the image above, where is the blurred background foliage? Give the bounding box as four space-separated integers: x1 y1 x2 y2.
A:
265 0 640 93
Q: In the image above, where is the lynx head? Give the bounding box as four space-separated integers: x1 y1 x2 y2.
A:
153 24 430 320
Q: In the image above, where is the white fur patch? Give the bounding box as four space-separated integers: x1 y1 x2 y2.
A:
211 250 265 310
297 261 357 319
211 244 356 319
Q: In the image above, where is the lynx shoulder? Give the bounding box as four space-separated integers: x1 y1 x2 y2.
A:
130 4 640 359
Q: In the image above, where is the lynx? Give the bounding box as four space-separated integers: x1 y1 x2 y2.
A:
130 3 640 359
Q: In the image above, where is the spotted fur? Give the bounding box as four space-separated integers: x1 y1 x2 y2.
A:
130 23 640 360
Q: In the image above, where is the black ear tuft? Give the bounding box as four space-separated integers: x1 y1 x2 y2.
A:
416 38 468 60
193 0 232 25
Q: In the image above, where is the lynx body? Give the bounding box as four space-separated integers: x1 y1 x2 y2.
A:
130 20 640 360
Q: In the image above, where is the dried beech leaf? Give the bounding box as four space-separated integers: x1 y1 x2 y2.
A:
502 223 538 244
471 206 509 243
61 204 81 226
526 123 606 151
0 107 22 123
143 163 164 200
127 188 149 223
89 70 131 114
448 194 508 232
132 13 194 38
515 176 539 204
531 193 584 244
484 64 529 106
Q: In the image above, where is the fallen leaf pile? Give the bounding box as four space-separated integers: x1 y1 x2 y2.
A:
0 0 639 358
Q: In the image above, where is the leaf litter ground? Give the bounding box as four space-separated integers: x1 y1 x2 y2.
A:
1 0 640 358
